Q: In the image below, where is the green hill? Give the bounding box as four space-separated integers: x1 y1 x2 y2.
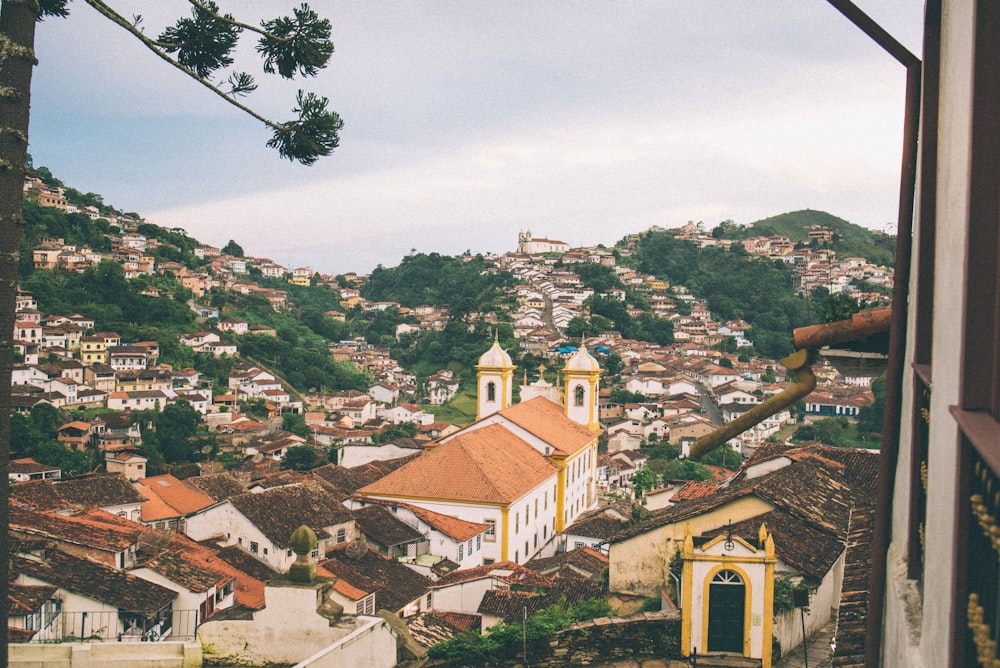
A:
738 209 896 267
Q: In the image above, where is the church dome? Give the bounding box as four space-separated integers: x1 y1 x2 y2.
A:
566 346 601 372
478 339 513 368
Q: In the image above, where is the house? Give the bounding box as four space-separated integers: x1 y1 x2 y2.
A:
183 483 356 573
10 474 147 523
107 390 170 412
7 582 60 643
128 532 250 627
11 550 178 642
351 504 425 559
9 505 146 570
320 546 434 618
217 318 249 335
428 561 550 624
8 457 60 482
56 420 92 451
133 474 218 531
104 452 148 481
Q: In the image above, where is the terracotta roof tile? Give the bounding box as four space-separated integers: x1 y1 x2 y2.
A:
135 474 217 521
13 551 176 611
321 547 432 614
496 396 597 456
187 473 246 501
11 474 145 511
406 611 464 648
353 504 424 547
228 483 354 548
359 424 557 504
432 561 551 589
672 480 718 501
10 506 143 553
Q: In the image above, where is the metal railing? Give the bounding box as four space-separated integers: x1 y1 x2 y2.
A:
16 609 199 644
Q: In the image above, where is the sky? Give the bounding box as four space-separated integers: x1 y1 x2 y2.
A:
27 1 924 275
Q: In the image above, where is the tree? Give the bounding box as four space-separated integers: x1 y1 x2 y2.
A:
699 444 742 470
156 401 200 463
632 468 658 497
281 412 312 438
0 3 343 656
281 444 319 471
221 239 245 257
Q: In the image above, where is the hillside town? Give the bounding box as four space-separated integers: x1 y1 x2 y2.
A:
7 175 890 666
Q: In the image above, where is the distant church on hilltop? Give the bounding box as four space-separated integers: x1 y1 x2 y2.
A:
357 339 602 566
517 230 570 255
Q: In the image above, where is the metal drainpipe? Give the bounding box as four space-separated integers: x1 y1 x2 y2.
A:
688 349 816 460
823 3 923 666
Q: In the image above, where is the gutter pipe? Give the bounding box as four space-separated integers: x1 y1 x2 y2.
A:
688 304 894 461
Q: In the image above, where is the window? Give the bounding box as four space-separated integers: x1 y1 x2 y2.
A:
263 547 268 556
575 541 585 549
468 538 473 552
477 535 481 550
487 381 496 402
515 513 519 532
534 499 538 518
336 528 346 544
237 537 243 545
574 384 585 406
458 544 464 562
485 519 496 541
250 541 258 554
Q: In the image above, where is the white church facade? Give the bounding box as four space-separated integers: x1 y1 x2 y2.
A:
357 340 602 566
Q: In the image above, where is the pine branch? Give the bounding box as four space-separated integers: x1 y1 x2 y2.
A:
81 0 341 164
82 0 278 130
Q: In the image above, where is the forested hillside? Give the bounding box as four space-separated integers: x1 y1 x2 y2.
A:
634 232 809 358
716 209 896 267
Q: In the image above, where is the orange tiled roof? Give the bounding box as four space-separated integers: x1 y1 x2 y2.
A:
394 502 487 541
135 474 217 521
496 396 597 456
359 423 557 504
672 480 718 501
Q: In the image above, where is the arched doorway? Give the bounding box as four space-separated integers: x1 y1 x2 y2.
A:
707 569 745 653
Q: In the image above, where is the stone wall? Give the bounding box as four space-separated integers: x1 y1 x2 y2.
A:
427 610 685 668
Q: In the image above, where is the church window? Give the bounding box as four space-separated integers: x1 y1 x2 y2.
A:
487 381 496 402
574 385 585 407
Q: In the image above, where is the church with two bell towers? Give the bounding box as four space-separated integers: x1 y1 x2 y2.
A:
357 338 604 567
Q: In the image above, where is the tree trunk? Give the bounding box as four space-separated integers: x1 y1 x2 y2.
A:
0 0 37 660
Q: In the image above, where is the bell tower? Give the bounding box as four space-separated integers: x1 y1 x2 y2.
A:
475 334 516 419
561 345 602 430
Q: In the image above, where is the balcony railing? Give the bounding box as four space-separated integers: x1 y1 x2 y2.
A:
12 609 199 644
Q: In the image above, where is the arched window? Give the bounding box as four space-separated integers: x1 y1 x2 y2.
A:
574 384 585 407
487 381 496 402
